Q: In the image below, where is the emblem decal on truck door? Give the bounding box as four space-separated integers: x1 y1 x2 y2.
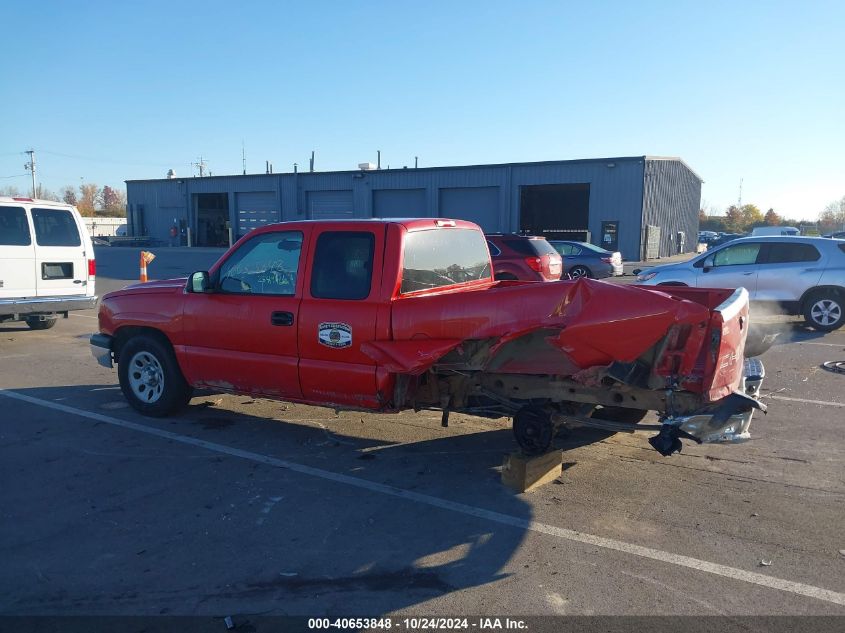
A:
318 322 352 349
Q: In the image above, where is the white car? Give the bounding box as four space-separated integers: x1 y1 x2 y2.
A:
635 236 845 331
0 196 97 329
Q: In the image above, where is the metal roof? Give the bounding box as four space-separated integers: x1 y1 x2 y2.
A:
126 155 701 184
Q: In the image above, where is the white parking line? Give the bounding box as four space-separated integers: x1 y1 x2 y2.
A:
768 395 845 408
793 341 845 348
1 388 844 608
70 314 98 319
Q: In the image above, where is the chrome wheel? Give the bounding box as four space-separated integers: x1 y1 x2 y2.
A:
810 299 842 327
569 266 590 279
127 351 165 403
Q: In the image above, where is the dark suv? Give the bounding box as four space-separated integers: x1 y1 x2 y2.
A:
485 234 563 282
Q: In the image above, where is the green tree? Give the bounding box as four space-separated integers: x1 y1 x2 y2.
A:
740 204 764 228
764 208 781 226
724 205 744 232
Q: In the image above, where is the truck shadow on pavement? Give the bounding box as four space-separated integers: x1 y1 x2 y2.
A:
2 385 613 616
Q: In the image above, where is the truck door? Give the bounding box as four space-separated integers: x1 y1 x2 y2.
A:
298 227 384 409
0 205 36 299
30 207 88 297
182 228 307 398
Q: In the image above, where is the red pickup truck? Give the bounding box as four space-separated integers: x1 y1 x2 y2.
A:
91 218 764 457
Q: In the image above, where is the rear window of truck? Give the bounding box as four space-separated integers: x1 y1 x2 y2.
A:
0 206 31 246
31 208 81 247
504 237 558 257
401 228 492 294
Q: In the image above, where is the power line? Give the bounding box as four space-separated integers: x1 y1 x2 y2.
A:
0 174 28 179
36 148 177 169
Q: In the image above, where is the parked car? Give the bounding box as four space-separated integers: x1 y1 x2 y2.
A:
635 236 845 331
709 232 746 247
91 217 763 457
751 226 800 236
823 231 845 239
1 196 97 329
698 231 719 244
547 240 622 278
485 233 562 281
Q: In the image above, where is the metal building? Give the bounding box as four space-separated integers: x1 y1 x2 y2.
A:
125 156 701 259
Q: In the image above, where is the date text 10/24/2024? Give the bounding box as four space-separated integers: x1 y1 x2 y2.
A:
307 618 528 630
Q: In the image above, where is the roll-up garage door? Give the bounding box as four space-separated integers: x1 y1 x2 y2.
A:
438 186 500 232
373 188 426 217
236 192 278 237
307 190 353 219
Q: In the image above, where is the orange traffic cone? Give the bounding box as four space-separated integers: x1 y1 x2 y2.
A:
139 250 156 282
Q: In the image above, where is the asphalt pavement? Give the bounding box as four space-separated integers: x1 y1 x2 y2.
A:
1 248 843 618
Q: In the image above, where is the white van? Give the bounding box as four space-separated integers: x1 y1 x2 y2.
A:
0 197 97 329
751 226 800 236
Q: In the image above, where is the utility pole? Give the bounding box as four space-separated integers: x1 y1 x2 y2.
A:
738 178 743 210
242 141 246 175
24 149 36 197
192 157 207 177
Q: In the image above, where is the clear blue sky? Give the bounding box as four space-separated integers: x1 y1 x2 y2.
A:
2 0 842 220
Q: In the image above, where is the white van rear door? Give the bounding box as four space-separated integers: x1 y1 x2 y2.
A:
30 206 88 297
0 205 37 298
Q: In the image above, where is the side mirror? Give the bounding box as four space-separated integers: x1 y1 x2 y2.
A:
702 255 714 272
188 271 213 293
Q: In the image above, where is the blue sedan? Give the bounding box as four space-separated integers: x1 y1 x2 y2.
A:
548 241 623 279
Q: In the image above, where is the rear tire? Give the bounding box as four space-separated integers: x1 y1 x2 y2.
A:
803 291 844 332
25 316 58 330
495 272 518 281
118 334 192 417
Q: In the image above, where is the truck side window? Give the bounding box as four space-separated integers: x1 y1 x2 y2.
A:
311 231 374 300
31 208 81 247
217 231 302 295
0 206 31 246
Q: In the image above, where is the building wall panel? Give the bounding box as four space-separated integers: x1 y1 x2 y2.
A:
127 157 700 261
642 159 701 258
373 188 427 217
438 186 501 232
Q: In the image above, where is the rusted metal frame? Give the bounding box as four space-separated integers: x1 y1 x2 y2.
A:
476 373 702 414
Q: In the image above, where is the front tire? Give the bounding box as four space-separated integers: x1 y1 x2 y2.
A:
803 291 844 332
25 316 58 330
118 334 192 416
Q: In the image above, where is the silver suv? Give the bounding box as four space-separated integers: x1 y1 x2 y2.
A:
635 236 845 331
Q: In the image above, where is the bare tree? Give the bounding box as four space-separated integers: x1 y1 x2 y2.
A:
61 186 78 206
35 184 60 201
0 185 21 196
